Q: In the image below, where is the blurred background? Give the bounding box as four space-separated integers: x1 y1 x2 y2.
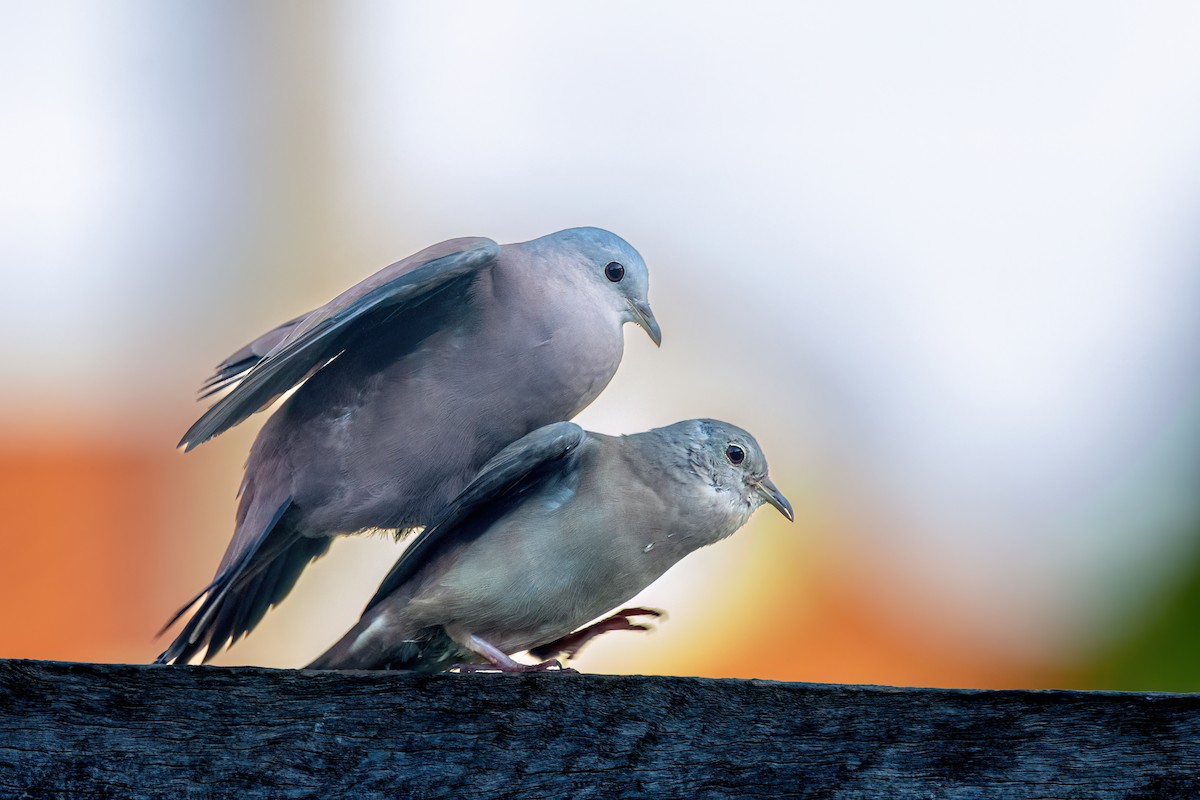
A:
4 1 1200 690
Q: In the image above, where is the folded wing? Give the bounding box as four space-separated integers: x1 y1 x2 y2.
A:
364 421 589 613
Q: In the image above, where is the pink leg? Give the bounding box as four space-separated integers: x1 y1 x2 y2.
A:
529 607 665 661
452 634 577 674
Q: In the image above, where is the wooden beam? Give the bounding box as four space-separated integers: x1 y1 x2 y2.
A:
1 658 1198 798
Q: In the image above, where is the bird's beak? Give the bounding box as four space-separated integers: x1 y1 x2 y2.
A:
628 299 662 347
754 477 794 522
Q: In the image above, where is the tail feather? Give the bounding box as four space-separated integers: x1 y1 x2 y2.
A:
156 580 215 638
157 498 332 664
305 620 460 671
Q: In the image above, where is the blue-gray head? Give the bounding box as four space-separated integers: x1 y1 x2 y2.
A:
665 418 794 522
534 227 661 346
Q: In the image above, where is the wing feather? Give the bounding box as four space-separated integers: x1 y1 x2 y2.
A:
363 422 588 613
179 237 499 450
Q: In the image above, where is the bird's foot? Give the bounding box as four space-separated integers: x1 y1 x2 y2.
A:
453 634 578 673
529 607 665 661
452 659 576 674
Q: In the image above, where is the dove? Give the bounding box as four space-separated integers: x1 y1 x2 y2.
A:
307 418 792 671
160 227 660 664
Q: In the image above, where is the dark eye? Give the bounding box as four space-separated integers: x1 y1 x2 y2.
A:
604 262 625 282
725 444 745 465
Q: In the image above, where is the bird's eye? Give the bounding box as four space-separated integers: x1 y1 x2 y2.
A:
604 262 625 282
725 444 745 465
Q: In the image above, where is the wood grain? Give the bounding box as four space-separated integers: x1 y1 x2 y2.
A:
1 658 1198 799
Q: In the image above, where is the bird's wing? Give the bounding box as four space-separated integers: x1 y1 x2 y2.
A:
179 237 500 450
364 421 589 613
197 312 310 399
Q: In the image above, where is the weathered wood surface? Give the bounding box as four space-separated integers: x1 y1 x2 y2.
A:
1 659 1198 799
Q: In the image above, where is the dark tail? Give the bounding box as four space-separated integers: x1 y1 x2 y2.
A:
157 498 331 664
306 616 461 672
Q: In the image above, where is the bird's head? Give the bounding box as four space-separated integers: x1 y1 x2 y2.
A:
683 419 794 523
544 227 661 347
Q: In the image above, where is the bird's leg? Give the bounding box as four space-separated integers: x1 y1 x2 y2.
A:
452 634 577 673
529 607 664 661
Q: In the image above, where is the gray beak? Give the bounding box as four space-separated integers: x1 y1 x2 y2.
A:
628 299 662 347
754 477 794 522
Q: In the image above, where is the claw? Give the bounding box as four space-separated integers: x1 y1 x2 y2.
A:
529 607 666 661
452 658 577 674
451 634 578 673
